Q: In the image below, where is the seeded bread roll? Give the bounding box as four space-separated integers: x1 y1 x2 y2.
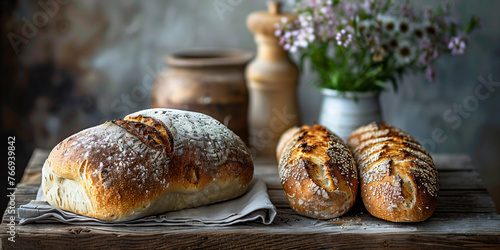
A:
347 122 438 222
276 124 358 219
42 108 253 221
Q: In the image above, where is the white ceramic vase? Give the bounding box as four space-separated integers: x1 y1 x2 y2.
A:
318 88 383 141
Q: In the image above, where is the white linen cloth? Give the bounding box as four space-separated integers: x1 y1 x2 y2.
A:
18 179 276 226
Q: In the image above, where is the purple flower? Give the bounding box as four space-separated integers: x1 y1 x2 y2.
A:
335 29 352 47
321 5 333 15
402 3 414 18
306 0 318 8
362 0 375 15
272 0 480 90
425 66 437 82
448 36 467 55
419 49 438 65
419 38 432 49
344 3 358 17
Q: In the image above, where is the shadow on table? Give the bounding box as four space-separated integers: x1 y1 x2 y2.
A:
473 123 500 214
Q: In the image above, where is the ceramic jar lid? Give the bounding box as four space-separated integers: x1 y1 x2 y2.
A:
166 49 253 68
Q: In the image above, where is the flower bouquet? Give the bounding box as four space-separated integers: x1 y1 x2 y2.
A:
275 0 481 93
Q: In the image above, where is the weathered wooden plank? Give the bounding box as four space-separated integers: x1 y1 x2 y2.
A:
3 207 500 235
19 149 48 187
25 149 49 170
3 199 500 248
2 152 498 249
4 174 493 224
439 171 485 190
253 156 278 166
2 230 499 249
2 206 500 249
433 154 476 171
268 189 497 213
4 185 497 226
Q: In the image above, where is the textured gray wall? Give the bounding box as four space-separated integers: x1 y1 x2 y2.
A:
9 0 500 157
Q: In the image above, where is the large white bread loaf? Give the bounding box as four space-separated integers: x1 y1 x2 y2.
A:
276 124 358 219
347 122 438 222
42 108 253 221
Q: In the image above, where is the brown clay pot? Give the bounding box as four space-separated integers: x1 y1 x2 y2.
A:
151 49 253 143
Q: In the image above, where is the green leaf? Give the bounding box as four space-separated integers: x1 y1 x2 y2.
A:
299 53 308 73
390 76 398 92
375 80 386 88
465 15 481 34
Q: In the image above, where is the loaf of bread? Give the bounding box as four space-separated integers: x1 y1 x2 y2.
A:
42 108 253 221
276 124 358 219
347 122 438 222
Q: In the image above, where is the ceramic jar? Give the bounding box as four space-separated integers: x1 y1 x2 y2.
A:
151 49 253 143
318 89 383 141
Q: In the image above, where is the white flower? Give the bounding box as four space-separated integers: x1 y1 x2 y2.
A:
376 14 398 34
412 24 425 39
422 21 439 37
395 41 415 65
398 18 413 36
357 20 373 33
284 31 292 39
298 14 308 26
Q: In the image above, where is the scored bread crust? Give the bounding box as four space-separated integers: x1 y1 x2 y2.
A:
276 124 358 219
347 122 438 222
42 108 253 221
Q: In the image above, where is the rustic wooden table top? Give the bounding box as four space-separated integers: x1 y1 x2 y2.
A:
2 149 500 249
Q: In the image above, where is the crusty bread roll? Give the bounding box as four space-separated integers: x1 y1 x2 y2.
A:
276 124 358 219
347 122 438 222
42 108 253 221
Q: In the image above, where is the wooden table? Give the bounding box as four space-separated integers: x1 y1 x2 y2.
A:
2 149 500 249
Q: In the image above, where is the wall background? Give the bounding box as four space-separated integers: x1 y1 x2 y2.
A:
2 0 499 211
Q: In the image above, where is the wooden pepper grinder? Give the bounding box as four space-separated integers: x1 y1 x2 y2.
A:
246 1 300 157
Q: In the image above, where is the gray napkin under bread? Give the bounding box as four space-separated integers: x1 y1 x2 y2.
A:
18 179 276 226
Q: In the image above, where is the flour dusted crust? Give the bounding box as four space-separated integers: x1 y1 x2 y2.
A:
347 122 438 222
42 108 253 221
276 124 358 219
